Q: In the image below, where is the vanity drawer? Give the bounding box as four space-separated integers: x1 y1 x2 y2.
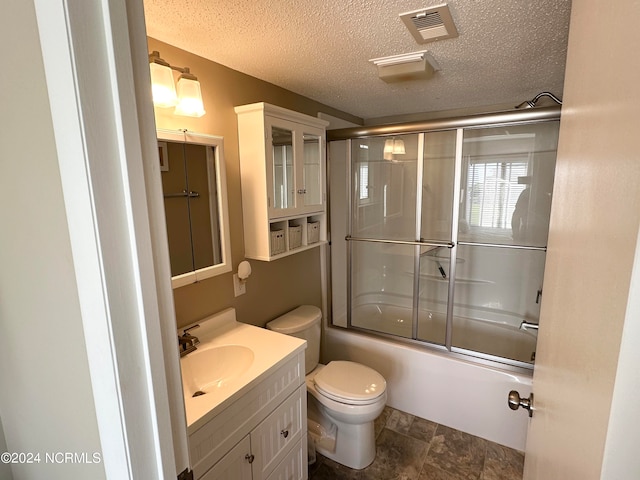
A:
252 385 306 480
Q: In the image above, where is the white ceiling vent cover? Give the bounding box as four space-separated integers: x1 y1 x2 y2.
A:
400 4 459 44
369 51 440 83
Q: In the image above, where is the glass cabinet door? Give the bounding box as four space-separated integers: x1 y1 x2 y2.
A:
302 132 323 209
271 125 295 211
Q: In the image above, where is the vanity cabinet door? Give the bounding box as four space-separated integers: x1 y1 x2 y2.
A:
251 385 305 480
265 437 307 480
201 435 252 480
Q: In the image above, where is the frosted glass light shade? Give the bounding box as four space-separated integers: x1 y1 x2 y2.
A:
383 138 406 158
384 139 394 154
149 62 178 107
174 77 206 117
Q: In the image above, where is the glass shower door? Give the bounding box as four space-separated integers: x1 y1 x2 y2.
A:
416 130 457 346
340 115 560 367
451 121 559 363
350 135 418 337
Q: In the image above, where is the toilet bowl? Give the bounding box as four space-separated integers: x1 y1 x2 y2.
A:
306 361 386 469
267 306 387 470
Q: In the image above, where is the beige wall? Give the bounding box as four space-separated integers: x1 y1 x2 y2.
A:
147 38 360 328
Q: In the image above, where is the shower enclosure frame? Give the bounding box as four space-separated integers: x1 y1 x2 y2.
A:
327 106 561 371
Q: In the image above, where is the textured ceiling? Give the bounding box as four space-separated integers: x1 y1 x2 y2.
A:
143 0 572 120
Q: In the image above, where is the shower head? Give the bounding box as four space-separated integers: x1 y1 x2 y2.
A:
515 92 563 109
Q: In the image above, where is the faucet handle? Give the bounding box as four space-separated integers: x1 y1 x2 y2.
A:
183 324 200 335
181 324 200 347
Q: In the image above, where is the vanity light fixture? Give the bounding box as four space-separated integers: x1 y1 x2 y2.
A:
149 51 206 117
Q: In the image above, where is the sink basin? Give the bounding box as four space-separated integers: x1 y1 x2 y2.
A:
181 345 254 396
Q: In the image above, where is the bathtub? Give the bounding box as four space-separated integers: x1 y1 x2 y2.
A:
352 298 538 364
322 306 533 451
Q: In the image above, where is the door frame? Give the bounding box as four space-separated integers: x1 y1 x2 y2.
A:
33 0 186 477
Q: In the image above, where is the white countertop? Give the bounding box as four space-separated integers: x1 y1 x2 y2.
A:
179 308 306 434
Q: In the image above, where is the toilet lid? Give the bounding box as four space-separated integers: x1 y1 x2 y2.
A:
313 361 386 404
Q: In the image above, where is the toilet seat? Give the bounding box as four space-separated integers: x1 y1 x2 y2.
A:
313 361 386 405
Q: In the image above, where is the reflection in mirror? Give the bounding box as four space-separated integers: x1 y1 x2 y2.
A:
157 130 231 288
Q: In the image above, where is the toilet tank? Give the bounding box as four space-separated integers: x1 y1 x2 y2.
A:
266 305 321 374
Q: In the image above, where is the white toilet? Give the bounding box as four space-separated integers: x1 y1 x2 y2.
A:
267 305 387 470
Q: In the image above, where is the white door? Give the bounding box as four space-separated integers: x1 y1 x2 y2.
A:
515 1 640 478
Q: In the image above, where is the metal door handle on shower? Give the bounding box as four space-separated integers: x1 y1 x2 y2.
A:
345 236 454 248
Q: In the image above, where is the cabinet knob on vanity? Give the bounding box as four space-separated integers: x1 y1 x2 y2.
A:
280 429 289 439
244 453 255 464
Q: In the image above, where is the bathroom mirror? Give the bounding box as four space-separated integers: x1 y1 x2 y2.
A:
157 129 232 288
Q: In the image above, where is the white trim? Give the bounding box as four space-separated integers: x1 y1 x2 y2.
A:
127 0 190 470
33 0 179 477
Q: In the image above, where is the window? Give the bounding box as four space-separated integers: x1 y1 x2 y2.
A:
465 158 528 229
358 144 370 201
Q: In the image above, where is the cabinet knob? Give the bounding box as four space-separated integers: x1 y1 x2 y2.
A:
280 429 289 439
245 453 255 464
297 189 307 195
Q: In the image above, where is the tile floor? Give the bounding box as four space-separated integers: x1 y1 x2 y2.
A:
308 406 524 480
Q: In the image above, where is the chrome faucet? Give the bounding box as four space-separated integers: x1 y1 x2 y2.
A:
178 325 200 357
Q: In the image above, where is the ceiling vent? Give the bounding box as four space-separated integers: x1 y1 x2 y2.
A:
400 4 458 44
369 51 440 83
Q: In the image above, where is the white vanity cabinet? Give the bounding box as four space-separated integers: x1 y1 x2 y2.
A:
190 352 308 480
235 102 329 261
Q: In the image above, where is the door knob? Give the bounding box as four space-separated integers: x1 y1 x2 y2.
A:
508 390 534 417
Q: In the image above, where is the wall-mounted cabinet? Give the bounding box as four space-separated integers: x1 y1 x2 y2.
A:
235 103 329 261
